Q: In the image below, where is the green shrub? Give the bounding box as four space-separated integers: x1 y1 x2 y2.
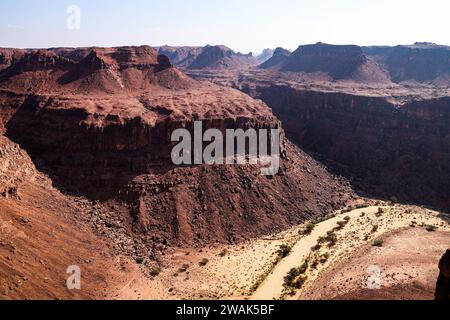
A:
336 220 347 230
317 236 327 244
150 266 162 276
373 240 384 247
178 264 190 273
135 256 144 264
219 249 228 257
298 259 309 274
199 258 209 266
320 253 330 264
326 231 338 246
303 222 316 235
279 244 292 258
294 275 308 289
371 225 379 233
425 225 438 232
375 208 384 217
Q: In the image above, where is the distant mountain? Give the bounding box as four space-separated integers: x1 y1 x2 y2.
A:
259 47 291 69
158 45 258 70
256 48 275 63
363 43 450 82
282 43 367 79
157 46 203 69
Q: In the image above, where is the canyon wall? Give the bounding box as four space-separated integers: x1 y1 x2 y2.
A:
247 85 450 210
0 46 353 247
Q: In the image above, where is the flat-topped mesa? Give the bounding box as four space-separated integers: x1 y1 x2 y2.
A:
386 45 450 82
48 47 92 62
1 50 74 74
189 45 241 69
282 43 367 79
362 43 450 82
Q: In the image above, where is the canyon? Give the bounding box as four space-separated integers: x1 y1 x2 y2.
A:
1 41 449 300
185 42 450 212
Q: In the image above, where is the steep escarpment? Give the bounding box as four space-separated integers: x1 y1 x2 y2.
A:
0 46 353 248
0 135 135 299
246 84 450 210
282 43 367 79
363 43 450 83
436 250 450 301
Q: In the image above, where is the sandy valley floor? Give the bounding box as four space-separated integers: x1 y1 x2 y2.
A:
112 200 449 300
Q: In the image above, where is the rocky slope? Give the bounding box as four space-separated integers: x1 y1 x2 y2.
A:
0 135 139 299
0 46 353 250
436 250 450 301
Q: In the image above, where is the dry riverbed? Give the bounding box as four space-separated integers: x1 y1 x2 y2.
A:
112 200 449 300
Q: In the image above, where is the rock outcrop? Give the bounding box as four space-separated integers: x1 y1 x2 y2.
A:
260 47 291 69
256 49 275 63
281 43 367 79
436 250 450 301
0 46 353 248
0 48 26 71
157 46 204 69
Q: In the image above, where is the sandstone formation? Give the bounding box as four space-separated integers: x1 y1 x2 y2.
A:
0 46 352 250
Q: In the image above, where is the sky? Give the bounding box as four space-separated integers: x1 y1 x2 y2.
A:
1 0 450 53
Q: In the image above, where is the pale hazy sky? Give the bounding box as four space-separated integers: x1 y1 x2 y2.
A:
1 0 449 53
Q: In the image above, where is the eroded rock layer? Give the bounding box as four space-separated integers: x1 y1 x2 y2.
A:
243 84 450 210
0 46 353 248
